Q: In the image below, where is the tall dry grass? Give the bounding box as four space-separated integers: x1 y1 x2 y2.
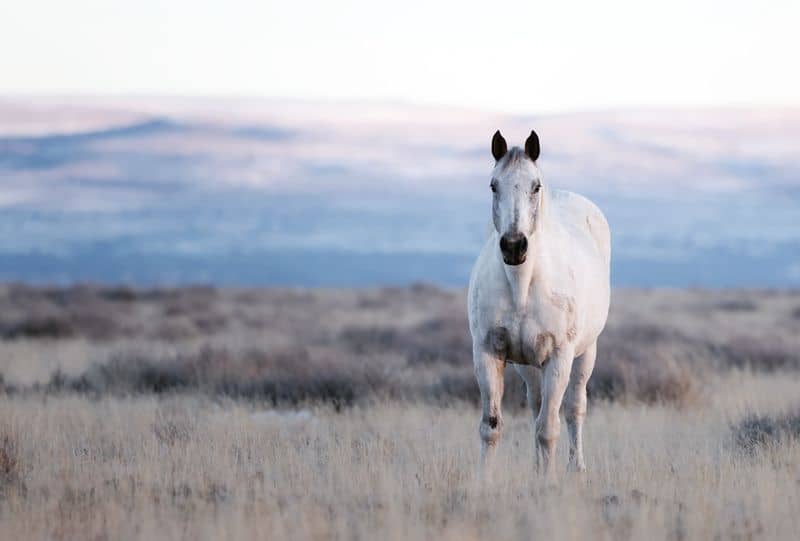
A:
2 285 800 539
0 372 799 540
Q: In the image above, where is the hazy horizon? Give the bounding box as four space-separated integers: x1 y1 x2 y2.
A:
1 97 798 287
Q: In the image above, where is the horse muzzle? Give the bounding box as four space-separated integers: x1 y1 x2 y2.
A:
500 233 528 266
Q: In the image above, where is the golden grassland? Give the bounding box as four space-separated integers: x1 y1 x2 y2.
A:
1 372 799 540
1 285 800 539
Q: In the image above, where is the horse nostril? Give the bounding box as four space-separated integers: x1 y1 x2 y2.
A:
519 236 528 253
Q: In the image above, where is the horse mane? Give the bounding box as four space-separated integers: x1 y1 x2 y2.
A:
498 147 531 172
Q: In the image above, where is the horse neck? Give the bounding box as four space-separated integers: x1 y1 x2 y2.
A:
502 187 552 309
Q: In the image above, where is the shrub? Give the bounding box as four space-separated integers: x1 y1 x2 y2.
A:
591 327 699 407
425 369 531 410
714 299 758 312
428 374 479 405
339 315 471 366
2 316 75 339
716 336 800 372
57 355 193 394
220 375 367 412
732 411 800 454
48 347 385 410
339 326 399 354
0 428 21 491
99 286 139 302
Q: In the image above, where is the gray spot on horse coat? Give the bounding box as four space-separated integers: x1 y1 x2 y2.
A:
485 326 509 357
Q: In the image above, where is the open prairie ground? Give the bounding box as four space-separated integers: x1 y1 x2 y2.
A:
1 285 800 540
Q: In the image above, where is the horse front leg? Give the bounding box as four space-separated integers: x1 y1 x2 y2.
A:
473 344 506 475
535 345 574 477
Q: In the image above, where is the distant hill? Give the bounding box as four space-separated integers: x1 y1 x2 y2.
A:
0 97 798 286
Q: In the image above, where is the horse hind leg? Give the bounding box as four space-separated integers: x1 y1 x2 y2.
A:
535 345 573 477
565 341 597 473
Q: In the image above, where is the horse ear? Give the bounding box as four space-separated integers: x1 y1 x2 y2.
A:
491 130 507 162
525 130 540 161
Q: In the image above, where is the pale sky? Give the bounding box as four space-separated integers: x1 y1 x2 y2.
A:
2 0 798 113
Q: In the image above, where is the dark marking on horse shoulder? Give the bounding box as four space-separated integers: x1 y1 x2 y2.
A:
485 326 510 356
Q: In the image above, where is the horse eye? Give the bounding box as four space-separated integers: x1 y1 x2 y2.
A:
533 184 541 194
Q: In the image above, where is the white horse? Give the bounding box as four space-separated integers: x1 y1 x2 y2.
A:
467 130 611 475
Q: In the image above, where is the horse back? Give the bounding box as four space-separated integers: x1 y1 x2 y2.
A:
550 189 611 266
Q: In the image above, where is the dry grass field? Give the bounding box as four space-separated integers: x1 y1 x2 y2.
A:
1 285 800 540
